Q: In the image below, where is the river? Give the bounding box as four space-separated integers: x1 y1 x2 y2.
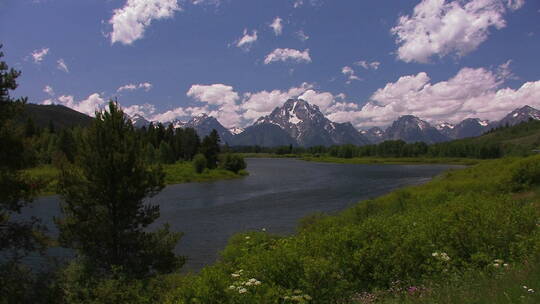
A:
26 158 459 271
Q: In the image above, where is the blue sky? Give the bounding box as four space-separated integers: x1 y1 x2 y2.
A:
1 0 540 129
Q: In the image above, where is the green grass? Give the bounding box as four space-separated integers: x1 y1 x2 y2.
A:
153 155 540 303
238 153 299 158
24 162 248 196
373 257 540 304
301 155 481 165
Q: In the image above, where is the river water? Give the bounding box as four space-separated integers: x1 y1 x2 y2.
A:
27 158 459 271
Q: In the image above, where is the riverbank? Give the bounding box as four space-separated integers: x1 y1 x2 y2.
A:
152 155 539 303
24 162 248 196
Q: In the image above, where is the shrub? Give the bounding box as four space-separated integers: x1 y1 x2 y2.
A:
507 155 540 191
193 153 207 174
221 153 247 173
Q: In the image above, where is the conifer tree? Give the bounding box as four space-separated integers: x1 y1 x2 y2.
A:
56 101 184 277
0 44 48 302
200 129 220 169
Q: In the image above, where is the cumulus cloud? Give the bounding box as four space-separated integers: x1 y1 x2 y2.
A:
293 0 303 8
186 84 241 127
187 84 239 105
355 60 380 70
31 48 49 63
109 0 181 45
123 103 156 117
235 29 258 50
392 0 523 63
269 17 283 36
43 85 54 96
341 66 361 83
264 48 311 64
57 59 69 73
117 82 153 93
42 93 107 116
352 64 540 128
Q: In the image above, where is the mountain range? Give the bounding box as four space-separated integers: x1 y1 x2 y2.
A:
25 101 540 147
128 102 540 146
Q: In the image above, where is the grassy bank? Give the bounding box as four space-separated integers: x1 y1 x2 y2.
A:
151 155 539 303
41 155 540 303
301 155 481 165
24 162 248 196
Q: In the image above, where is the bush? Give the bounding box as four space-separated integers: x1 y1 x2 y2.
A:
508 155 540 191
221 153 247 174
193 153 207 174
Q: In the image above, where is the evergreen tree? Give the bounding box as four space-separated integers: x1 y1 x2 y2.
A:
0 45 48 302
56 101 184 277
200 129 220 169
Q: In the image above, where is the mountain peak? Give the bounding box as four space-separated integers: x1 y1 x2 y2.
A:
254 98 369 146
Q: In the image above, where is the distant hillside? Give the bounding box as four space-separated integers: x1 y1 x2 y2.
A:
433 118 540 156
22 103 93 129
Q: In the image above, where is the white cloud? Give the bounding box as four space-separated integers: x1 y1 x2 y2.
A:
341 66 361 83
236 29 258 50
296 30 310 42
42 93 107 116
264 48 311 64
31 48 49 63
117 82 153 93
57 59 69 73
352 65 540 128
355 60 380 70
187 84 239 105
43 85 54 96
109 0 181 45
293 0 303 8
269 17 283 36
506 0 525 10
391 0 522 63
123 103 156 117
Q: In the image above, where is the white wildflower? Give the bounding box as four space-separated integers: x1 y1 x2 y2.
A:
245 236 250 240
238 288 247 294
528 289 535 293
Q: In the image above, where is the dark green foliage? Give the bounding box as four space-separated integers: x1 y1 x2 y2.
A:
193 153 207 174
158 141 176 164
506 155 540 191
56 101 184 277
221 153 247 173
200 129 220 169
0 44 49 302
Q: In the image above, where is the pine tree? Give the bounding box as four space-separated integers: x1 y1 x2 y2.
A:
0 44 48 302
200 129 220 169
56 101 184 277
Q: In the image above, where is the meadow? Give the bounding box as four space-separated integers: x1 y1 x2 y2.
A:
55 154 539 304
24 162 248 196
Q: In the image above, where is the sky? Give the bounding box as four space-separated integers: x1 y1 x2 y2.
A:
1 0 540 129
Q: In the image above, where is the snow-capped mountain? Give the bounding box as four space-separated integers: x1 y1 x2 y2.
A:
384 115 448 144
254 98 370 146
182 114 234 144
497 105 540 127
229 127 244 135
230 123 297 147
451 118 489 139
130 114 151 128
435 122 455 138
361 127 385 144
